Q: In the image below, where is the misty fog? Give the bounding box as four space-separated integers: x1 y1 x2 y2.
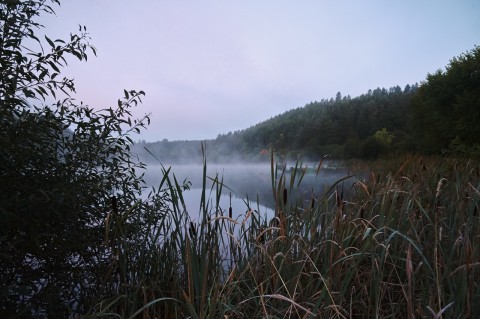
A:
142 161 354 221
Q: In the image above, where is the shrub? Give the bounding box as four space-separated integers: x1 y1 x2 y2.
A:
0 1 156 316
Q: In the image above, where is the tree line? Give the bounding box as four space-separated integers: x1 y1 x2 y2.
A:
136 46 480 163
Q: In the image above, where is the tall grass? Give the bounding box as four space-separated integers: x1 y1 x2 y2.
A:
92 154 480 318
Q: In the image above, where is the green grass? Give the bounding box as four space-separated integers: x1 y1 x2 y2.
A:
91 154 480 318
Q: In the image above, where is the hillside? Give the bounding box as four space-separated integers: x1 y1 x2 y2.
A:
134 46 480 163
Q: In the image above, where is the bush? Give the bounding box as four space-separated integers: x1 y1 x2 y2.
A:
0 1 157 316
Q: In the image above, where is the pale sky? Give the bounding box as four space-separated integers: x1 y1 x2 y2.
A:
39 1 480 141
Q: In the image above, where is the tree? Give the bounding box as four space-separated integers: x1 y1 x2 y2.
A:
373 128 394 146
0 1 160 316
449 47 480 150
335 91 342 102
411 46 480 155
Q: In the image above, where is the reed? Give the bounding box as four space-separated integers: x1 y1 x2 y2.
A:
92 153 480 318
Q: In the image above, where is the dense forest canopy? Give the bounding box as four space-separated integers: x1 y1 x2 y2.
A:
411 47 480 155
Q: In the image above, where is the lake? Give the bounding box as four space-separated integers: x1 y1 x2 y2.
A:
142 162 354 221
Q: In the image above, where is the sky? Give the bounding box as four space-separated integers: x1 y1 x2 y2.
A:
38 1 480 142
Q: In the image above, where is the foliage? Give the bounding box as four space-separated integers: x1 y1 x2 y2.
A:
93 154 480 318
411 46 480 155
0 1 157 317
135 86 416 163
2 2 480 318
373 127 394 146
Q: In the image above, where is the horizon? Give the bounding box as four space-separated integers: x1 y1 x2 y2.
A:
39 1 480 142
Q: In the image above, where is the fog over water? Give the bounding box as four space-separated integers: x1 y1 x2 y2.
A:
143 162 355 220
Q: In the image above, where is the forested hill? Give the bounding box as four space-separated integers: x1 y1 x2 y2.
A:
230 85 417 160
134 46 480 163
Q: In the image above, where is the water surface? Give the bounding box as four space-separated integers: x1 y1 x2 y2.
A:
143 162 352 220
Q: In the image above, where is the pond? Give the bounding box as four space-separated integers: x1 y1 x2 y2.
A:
143 162 354 221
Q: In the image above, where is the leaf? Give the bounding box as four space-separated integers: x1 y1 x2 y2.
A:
48 61 60 73
45 35 55 48
71 50 83 60
39 68 48 80
22 88 36 98
127 298 180 319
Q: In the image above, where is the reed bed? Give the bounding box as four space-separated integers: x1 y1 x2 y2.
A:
92 154 480 318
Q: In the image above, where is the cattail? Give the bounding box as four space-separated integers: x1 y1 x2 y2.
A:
336 190 343 208
188 221 196 239
229 193 233 218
